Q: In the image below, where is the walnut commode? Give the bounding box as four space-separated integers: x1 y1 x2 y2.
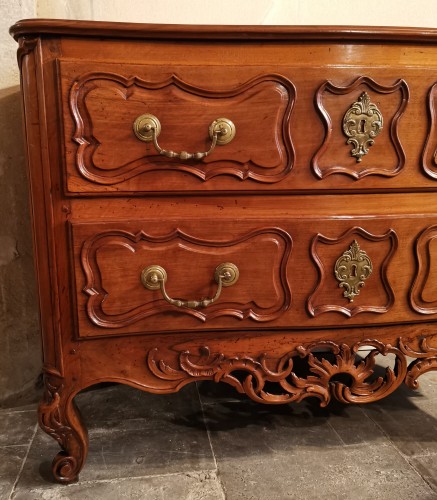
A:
10 20 437 483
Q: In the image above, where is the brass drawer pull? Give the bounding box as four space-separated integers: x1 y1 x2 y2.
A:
133 114 236 160
141 262 239 309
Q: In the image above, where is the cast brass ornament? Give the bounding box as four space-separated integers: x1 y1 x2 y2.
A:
141 262 239 309
334 240 373 302
133 114 236 160
343 92 383 162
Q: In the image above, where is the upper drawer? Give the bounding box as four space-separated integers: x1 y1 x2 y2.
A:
59 58 437 194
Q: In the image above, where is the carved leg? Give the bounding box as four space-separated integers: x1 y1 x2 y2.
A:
38 374 88 484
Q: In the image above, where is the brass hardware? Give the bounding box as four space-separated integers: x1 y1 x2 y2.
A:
334 240 373 302
133 113 161 142
133 114 236 160
343 92 383 162
141 262 239 309
208 118 236 146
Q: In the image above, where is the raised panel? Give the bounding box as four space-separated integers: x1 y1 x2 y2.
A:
410 225 437 314
62 61 295 190
307 226 398 317
422 83 437 179
312 76 409 179
74 223 292 336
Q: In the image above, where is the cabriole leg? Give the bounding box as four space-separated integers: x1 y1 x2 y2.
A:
38 374 89 484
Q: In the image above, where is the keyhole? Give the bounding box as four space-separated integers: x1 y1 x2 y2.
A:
358 119 366 134
350 264 358 278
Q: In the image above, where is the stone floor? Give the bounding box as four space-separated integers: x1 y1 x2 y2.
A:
1 369 437 500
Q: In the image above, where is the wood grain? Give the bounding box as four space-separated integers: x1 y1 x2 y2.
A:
12 20 437 483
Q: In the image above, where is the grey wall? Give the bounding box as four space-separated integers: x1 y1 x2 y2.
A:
0 0 40 407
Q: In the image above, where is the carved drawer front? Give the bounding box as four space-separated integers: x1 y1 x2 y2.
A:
60 60 295 194
72 221 293 338
71 215 436 338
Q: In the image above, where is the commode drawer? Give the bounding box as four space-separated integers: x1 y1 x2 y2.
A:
58 53 437 194
71 215 437 338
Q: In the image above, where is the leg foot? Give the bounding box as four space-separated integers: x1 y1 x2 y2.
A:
38 374 88 484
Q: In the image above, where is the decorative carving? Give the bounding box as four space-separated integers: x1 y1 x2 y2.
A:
410 225 437 314
334 240 373 302
38 375 88 484
147 336 437 406
307 227 397 317
422 83 437 179
312 76 409 179
78 226 292 330
343 92 383 162
399 336 437 389
16 36 38 67
66 67 295 186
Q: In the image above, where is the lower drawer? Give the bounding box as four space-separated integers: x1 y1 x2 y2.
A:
71 217 437 338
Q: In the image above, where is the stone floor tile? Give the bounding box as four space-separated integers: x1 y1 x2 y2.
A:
327 405 389 446
0 409 37 447
15 384 215 490
205 401 436 500
76 383 203 432
80 425 215 482
201 399 342 454
215 445 436 500
409 454 437 492
361 391 437 457
11 471 225 500
0 445 28 499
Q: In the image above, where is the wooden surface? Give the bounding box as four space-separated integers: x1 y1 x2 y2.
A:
12 20 437 483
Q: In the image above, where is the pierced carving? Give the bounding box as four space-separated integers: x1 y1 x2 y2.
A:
410 225 437 314
422 83 437 179
65 65 295 187
343 92 383 162
147 336 437 406
307 227 397 317
78 226 292 332
312 76 409 179
399 337 437 389
39 375 88 484
334 240 373 302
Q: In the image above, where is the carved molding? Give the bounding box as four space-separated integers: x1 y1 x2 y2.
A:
38 375 87 483
80 227 292 328
147 336 437 406
410 224 437 314
398 336 437 388
307 226 398 317
422 83 437 179
312 76 409 179
16 36 38 68
68 70 295 185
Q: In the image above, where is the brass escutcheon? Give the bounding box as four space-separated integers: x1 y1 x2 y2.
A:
334 240 373 302
343 92 383 162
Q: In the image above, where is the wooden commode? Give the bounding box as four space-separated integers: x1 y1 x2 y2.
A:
10 19 437 483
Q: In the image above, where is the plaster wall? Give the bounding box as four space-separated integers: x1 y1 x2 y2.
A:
1 0 437 405
0 0 39 406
